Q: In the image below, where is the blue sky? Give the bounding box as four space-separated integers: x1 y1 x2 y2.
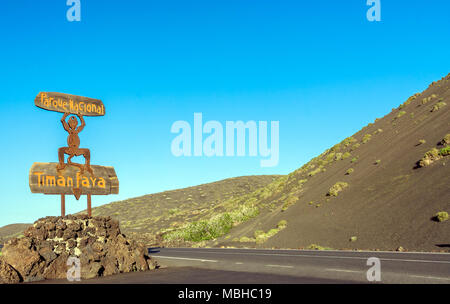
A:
0 0 449 226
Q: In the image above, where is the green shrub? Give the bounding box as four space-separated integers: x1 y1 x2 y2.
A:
375 159 381 165
343 137 357 147
431 102 447 112
298 179 308 186
330 144 342 152
434 212 449 222
308 167 323 177
442 134 450 146
419 147 449 167
418 139 426 145
316 159 328 166
350 236 357 242
267 229 279 237
396 111 406 118
342 152 351 160
239 236 254 243
325 152 336 162
169 208 179 215
253 224 287 244
351 157 358 163
164 203 259 242
345 168 354 175
373 128 383 135
440 146 450 156
351 143 360 151
422 94 437 104
277 220 288 229
281 195 299 211
362 134 372 144
327 182 349 196
306 244 332 250
254 230 265 239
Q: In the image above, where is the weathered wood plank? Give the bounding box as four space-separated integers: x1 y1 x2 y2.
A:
29 162 118 195
34 92 105 116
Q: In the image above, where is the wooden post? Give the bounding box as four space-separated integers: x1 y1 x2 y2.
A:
87 194 92 217
61 194 65 217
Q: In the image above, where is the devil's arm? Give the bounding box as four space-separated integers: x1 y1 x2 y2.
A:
61 113 69 131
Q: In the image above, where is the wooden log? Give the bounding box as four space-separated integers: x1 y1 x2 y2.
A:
34 92 105 116
29 162 119 195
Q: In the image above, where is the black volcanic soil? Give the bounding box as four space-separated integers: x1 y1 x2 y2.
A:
216 74 450 252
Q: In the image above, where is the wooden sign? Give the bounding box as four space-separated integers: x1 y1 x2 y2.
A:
29 162 119 195
34 92 105 116
32 91 116 217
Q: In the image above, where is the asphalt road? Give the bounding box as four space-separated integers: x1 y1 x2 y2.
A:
5 245 450 284
148 247 450 284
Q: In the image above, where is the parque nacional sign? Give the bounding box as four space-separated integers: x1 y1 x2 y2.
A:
29 92 119 217
34 92 105 116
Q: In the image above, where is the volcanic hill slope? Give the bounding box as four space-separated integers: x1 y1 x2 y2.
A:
156 73 450 252
0 224 31 245
86 175 280 246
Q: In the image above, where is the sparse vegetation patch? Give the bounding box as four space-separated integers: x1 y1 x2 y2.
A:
281 195 299 211
422 94 437 105
351 143 360 151
327 182 349 197
419 140 450 166
433 212 449 222
239 221 288 244
163 203 259 242
343 137 357 147
431 102 447 112
306 244 333 250
362 134 372 144
442 134 450 146
396 111 406 119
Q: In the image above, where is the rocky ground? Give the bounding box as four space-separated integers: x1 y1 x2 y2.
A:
0 215 157 284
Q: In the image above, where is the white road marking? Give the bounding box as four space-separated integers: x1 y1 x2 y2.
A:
154 255 218 263
265 264 294 269
326 268 361 273
410 275 450 281
166 250 450 264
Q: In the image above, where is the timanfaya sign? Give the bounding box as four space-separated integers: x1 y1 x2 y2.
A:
29 163 119 196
